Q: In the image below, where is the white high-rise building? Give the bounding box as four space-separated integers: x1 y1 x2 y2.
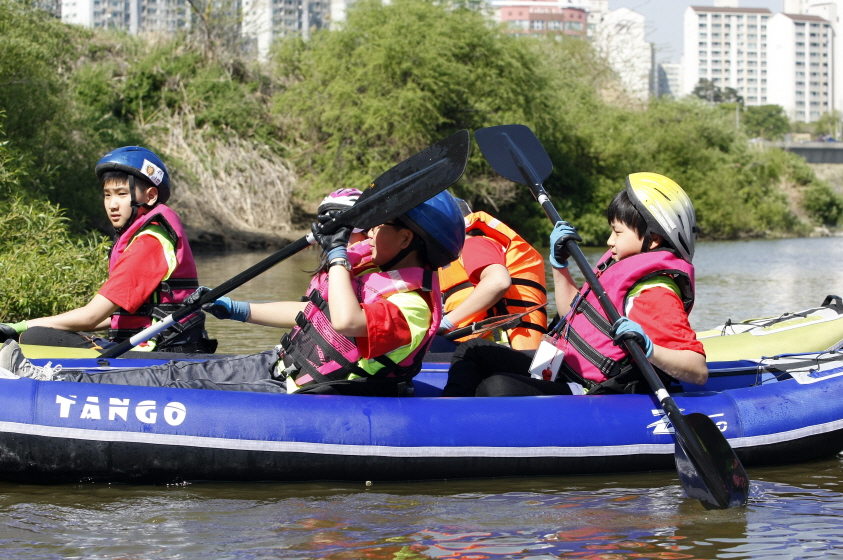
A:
767 13 833 122
592 6 655 101
61 0 190 32
242 0 327 59
681 6 772 106
783 1 841 118
658 62 682 97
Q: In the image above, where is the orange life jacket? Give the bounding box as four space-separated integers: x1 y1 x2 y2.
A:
438 211 547 350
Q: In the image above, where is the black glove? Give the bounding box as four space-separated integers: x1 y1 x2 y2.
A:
312 212 352 261
184 286 212 307
0 324 19 343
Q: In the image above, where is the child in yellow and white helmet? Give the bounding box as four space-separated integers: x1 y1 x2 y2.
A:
444 173 706 398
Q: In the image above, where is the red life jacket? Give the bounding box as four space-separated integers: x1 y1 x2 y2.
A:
557 249 694 392
280 243 442 389
108 205 204 349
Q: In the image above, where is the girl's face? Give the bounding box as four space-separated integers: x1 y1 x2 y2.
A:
368 221 413 268
103 179 157 229
607 220 645 262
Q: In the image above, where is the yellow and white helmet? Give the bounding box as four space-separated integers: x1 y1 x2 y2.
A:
625 172 698 263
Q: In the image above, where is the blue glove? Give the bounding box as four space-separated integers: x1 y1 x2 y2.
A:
611 317 653 358
204 297 251 322
185 287 251 322
437 315 455 335
549 221 582 269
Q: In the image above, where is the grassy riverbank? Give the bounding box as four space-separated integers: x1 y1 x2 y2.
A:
2 0 842 319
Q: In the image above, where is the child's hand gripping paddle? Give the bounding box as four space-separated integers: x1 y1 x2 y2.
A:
100 130 472 359
474 124 749 511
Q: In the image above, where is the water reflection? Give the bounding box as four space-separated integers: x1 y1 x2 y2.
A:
6 457 843 558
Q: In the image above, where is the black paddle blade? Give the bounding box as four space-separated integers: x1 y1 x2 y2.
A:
674 412 750 510
474 125 552 187
323 130 470 234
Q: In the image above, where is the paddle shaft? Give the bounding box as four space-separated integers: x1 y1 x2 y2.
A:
100 234 314 358
443 316 521 341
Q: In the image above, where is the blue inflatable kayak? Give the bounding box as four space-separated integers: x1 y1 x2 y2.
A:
1 350 842 483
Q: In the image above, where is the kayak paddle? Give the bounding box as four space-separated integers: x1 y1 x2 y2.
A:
442 303 547 341
100 130 471 359
474 124 749 510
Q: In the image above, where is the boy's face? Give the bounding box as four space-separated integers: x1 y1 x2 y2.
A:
607 220 646 262
103 178 158 229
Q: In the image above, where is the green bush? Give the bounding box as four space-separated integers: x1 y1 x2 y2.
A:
802 182 843 226
0 131 109 321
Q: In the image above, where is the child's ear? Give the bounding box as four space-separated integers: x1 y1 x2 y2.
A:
649 233 663 250
400 229 414 249
145 186 159 205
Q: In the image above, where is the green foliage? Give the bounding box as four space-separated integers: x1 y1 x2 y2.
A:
742 105 790 140
0 126 109 321
802 182 843 226
0 197 109 321
692 78 743 104
813 110 842 139
273 0 562 199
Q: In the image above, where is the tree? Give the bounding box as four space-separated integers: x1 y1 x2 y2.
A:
814 110 842 139
692 78 743 104
742 104 789 140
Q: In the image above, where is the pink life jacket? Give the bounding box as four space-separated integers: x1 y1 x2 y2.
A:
108 205 204 349
279 242 442 389
556 249 694 392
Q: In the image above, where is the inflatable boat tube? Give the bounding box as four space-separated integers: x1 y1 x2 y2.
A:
1 350 843 483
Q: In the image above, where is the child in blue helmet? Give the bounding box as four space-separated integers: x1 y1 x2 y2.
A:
0 191 465 397
0 147 214 354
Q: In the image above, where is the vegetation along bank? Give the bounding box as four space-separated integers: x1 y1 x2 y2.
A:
1 0 842 319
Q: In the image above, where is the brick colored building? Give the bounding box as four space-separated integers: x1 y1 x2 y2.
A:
497 3 587 38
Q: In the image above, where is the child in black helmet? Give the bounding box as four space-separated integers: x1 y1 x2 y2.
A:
0 147 214 354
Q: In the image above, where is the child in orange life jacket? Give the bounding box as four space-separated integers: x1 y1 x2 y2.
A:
0 147 213 353
443 173 706 397
433 198 547 352
0 191 466 397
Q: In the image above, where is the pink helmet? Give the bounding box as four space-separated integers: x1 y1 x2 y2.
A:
318 188 363 215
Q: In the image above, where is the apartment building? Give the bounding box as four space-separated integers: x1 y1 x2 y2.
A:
496 2 587 38
767 13 833 122
242 0 328 58
783 1 842 119
657 62 682 98
61 0 190 32
594 7 654 101
681 6 773 106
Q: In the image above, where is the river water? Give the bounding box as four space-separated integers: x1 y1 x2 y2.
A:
4 237 843 559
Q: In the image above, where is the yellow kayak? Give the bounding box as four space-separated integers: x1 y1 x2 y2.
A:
699 295 843 361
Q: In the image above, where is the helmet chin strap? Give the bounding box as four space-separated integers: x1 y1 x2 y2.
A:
380 245 414 272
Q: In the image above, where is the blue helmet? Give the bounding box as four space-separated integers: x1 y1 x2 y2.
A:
401 190 465 268
95 147 171 205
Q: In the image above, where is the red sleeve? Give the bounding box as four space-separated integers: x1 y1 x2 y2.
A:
356 299 412 359
461 236 506 285
98 235 170 313
628 287 705 356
